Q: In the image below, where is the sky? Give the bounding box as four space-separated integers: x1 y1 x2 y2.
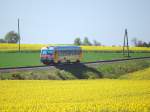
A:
0 0 150 45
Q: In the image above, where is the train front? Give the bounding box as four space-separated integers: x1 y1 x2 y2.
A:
40 47 55 65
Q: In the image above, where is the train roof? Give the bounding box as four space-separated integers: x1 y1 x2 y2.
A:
41 46 81 51
54 46 81 50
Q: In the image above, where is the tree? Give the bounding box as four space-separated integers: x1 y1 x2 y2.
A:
93 40 101 46
0 39 6 43
135 40 150 47
131 38 150 47
149 42 150 47
4 31 19 43
131 38 138 46
143 42 148 47
74 37 82 45
83 37 92 46
137 40 143 47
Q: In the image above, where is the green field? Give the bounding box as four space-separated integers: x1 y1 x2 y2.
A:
0 52 150 68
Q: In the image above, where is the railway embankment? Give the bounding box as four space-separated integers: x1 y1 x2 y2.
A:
0 59 150 80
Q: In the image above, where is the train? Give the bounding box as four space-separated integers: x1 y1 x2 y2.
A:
40 46 82 65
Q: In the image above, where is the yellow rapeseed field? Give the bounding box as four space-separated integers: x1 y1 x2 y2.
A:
0 80 150 112
81 46 150 52
0 43 150 52
0 43 45 51
120 67 150 80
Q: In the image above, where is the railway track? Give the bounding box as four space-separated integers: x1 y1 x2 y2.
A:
0 56 150 72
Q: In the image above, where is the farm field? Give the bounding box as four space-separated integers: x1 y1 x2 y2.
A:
120 67 150 80
1 43 150 52
0 52 150 68
0 80 150 112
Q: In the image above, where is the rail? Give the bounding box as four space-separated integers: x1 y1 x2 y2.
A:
0 56 150 71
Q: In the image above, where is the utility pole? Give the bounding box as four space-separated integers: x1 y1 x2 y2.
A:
123 29 130 57
18 18 21 52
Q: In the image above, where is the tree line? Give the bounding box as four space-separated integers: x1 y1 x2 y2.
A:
74 37 150 47
131 38 150 47
74 37 101 46
0 31 19 43
0 31 150 47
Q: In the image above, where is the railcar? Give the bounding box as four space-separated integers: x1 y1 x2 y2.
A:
40 46 82 65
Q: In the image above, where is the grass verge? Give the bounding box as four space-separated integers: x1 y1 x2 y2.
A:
119 67 150 80
1 59 150 80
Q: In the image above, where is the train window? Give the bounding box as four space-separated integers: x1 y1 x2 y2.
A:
73 50 76 55
60 51 63 56
74 50 77 55
62 51 64 56
69 50 71 55
42 50 47 55
70 50 73 55
70 50 72 55
62 50 64 56
47 50 53 54
66 50 69 55
68 50 70 55
41 50 53 55
78 50 80 54
76 50 77 54
58 50 62 56
71 50 73 55
55 49 81 56
62 50 65 56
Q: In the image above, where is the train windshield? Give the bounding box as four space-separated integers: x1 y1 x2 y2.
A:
42 50 54 55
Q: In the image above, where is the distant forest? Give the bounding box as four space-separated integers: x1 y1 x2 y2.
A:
74 37 150 47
